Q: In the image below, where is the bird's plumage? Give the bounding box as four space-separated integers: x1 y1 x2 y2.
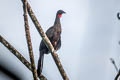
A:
37 10 65 76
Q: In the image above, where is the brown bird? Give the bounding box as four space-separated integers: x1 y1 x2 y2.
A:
37 10 66 76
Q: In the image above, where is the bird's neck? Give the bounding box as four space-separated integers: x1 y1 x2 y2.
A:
54 15 61 25
54 14 62 34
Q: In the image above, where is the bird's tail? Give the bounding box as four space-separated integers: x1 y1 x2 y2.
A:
37 51 44 76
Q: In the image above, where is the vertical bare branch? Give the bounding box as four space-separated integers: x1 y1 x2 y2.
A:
23 0 38 80
21 0 69 80
0 35 47 80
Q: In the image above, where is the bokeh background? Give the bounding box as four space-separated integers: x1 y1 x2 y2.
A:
0 0 120 80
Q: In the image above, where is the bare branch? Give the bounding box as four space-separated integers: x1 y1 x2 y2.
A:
115 13 120 80
110 58 119 72
115 70 120 80
110 58 120 80
20 0 69 79
23 0 38 79
117 12 120 20
0 35 47 80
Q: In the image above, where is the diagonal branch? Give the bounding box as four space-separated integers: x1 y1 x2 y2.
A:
110 58 120 80
115 70 120 80
0 65 21 80
110 58 119 72
0 35 47 80
23 0 38 79
21 0 69 80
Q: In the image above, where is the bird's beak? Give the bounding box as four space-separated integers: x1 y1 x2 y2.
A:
63 11 66 14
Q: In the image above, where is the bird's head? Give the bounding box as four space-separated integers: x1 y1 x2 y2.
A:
57 10 66 18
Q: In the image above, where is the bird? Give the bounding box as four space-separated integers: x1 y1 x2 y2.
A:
37 10 66 76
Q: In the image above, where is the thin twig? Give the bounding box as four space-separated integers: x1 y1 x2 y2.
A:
0 35 47 80
110 58 120 80
117 12 120 20
23 0 38 80
21 0 69 80
115 13 120 80
110 58 119 72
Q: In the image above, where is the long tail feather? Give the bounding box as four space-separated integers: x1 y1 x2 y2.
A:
37 52 44 76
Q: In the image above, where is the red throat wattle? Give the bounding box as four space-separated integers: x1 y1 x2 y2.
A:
58 14 62 18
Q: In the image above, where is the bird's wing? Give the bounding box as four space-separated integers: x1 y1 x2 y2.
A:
39 26 54 51
55 37 61 50
46 26 54 40
45 26 61 50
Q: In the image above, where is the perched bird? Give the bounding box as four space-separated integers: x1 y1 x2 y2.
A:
37 10 66 76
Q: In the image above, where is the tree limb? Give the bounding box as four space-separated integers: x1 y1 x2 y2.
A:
0 35 47 80
21 0 69 80
23 0 38 79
